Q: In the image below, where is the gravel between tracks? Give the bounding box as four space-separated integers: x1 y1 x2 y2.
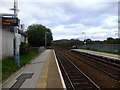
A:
63 51 120 88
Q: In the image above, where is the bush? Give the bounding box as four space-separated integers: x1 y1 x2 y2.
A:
72 45 77 49
20 42 30 55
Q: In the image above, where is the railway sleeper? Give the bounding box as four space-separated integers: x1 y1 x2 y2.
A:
76 87 94 90
75 84 95 88
71 50 120 68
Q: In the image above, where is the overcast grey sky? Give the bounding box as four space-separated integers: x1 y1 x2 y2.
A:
0 0 119 40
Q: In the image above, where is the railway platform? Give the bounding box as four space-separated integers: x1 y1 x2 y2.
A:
36 50 65 89
2 49 65 89
72 49 119 61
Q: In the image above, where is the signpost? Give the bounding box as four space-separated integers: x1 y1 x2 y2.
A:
15 33 21 68
2 17 19 27
1 0 20 68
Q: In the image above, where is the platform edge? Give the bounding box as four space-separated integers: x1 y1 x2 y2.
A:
53 50 66 89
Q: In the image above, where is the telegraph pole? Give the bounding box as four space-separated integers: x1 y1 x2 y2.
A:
45 32 49 49
82 32 87 49
118 1 120 58
10 0 20 68
15 0 20 68
14 0 18 61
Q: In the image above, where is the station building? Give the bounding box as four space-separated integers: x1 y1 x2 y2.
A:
0 17 28 60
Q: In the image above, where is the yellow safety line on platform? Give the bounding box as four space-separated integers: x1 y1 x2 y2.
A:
36 51 51 88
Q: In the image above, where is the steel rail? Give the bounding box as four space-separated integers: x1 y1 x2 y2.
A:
55 51 75 90
69 51 120 81
55 48 102 90
71 50 120 68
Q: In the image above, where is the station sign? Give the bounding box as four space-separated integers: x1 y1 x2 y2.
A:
1 17 19 27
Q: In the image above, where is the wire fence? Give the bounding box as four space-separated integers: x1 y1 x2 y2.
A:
31 46 45 53
78 44 120 53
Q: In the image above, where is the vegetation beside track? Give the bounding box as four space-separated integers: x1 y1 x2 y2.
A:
2 51 39 82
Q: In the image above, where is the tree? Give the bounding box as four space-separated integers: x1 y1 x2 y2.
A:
26 24 53 47
85 38 92 44
52 39 82 49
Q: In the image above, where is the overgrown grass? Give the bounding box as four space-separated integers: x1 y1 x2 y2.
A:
0 60 2 83
2 51 39 82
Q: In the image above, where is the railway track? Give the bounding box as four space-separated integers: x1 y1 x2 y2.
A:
67 51 120 81
55 48 101 90
54 47 120 89
71 50 120 68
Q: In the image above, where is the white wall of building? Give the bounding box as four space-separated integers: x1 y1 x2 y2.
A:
2 29 14 59
0 28 2 60
0 28 27 60
21 35 25 42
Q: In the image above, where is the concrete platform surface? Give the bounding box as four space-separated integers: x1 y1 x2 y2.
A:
72 49 119 61
36 50 65 89
2 49 65 89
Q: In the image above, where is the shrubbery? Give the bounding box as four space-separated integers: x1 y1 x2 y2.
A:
27 24 53 47
20 42 30 55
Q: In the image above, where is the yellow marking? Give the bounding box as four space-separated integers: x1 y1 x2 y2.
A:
3 23 10 25
36 51 51 88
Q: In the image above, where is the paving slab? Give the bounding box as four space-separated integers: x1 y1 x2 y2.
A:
72 49 119 61
36 50 64 89
2 50 50 89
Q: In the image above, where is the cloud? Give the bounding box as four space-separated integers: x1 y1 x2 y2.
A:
0 1 118 40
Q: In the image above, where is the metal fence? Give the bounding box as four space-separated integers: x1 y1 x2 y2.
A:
78 44 120 53
31 46 45 53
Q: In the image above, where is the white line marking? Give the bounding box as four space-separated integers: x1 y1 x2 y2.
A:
53 50 66 89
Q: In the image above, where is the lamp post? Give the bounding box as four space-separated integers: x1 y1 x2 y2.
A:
82 32 87 49
45 32 49 49
10 0 20 68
